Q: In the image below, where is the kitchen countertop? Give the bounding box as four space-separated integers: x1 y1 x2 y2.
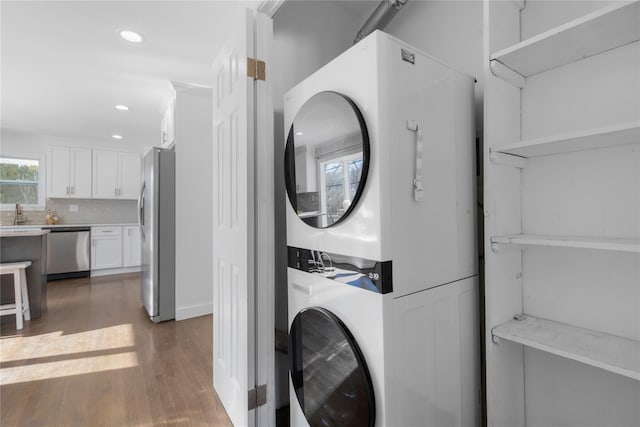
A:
0 229 51 237
0 223 138 230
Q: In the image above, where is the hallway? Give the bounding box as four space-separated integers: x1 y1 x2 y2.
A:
0 273 232 426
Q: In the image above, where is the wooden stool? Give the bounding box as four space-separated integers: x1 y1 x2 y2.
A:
0 261 32 330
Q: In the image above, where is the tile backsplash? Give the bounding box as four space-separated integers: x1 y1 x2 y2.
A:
296 192 319 212
0 199 137 226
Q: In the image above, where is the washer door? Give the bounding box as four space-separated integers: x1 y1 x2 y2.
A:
284 91 370 228
289 307 375 427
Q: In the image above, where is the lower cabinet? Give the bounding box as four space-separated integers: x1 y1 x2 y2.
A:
91 226 122 269
91 225 141 274
122 226 141 267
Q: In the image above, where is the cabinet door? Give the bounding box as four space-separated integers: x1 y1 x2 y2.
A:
48 147 71 198
71 148 92 198
118 153 141 199
92 150 119 199
122 226 141 267
91 227 123 269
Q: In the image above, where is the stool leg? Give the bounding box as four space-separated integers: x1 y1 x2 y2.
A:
20 267 30 321
13 270 23 330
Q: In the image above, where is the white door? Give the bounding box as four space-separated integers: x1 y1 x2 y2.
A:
212 7 273 427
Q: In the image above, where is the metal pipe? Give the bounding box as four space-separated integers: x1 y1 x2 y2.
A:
353 0 409 44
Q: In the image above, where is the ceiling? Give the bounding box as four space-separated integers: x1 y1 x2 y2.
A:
1 0 378 151
0 0 260 150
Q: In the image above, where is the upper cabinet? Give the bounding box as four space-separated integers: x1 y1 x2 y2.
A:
48 146 92 198
92 150 141 200
118 152 141 199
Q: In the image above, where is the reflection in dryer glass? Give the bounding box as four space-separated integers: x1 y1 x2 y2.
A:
290 307 375 427
285 91 370 228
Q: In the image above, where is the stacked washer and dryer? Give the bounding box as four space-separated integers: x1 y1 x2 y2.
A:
284 31 480 427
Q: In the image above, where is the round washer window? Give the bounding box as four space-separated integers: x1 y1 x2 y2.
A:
285 91 370 228
289 307 375 427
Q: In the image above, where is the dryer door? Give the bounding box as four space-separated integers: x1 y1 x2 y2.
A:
289 307 375 427
285 91 370 228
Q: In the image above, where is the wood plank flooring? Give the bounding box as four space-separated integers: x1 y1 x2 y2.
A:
0 273 233 427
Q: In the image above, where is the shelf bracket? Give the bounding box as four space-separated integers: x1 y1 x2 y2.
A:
490 237 522 253
489 149 528 169
490 59 526 88
492 334 500 345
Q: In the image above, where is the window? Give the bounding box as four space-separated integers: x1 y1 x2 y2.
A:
0 156 44 208
319 152 364 227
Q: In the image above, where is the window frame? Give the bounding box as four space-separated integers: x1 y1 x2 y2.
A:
0 153 46 210
318 151 364 228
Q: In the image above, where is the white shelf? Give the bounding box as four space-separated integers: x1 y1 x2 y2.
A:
493 315 640 381
493 121 640 158
490 1 640 77
491 234 640 253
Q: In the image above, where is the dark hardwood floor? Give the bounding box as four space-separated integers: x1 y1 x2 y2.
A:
0 273 233 426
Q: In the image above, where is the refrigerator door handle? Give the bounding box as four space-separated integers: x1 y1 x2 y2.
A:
138 182 145 238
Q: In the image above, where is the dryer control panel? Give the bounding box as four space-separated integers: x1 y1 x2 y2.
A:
287 246 392 294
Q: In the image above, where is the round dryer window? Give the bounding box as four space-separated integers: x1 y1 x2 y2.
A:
289 307 375 427
285 91 370 228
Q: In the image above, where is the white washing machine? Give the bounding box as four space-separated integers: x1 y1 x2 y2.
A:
285 31 480 427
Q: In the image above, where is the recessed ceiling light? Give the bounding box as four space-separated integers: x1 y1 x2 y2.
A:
120 30 143 43
296 131 304 136
115 104 129 111
112 134 123 140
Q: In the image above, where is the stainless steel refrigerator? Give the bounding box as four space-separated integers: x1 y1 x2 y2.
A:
139 148 175 322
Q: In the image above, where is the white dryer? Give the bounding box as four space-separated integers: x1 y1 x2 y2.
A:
285 31 476 298
285 31 480 427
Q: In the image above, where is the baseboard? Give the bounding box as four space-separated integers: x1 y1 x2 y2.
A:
90 266 141 277
175 302 213 320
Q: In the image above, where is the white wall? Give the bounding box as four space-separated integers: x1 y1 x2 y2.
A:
173 85 214 320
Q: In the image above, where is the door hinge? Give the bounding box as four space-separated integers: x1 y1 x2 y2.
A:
247 57 266 81
248 384 267 410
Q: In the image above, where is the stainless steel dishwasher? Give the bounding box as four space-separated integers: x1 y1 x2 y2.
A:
44 226 91 280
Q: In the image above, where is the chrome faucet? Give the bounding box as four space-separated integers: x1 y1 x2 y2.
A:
14 203 26 225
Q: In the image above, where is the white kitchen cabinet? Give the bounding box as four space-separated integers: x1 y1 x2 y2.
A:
91 226 122 270
92 150 118 199
484 1 639 426
48 146 92 198
122 225 141 267
118 152 141 199
92 150 141 200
